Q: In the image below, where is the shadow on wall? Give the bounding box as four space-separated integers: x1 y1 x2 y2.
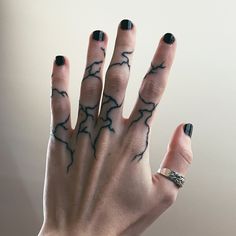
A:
0 137 40 236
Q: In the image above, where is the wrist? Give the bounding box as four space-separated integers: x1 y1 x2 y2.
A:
38 225 117 236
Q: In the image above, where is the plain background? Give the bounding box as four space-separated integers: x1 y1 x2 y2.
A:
0 0 236 235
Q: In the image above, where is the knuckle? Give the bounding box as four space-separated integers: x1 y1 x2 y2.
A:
106 73 127 92
160 186 178 206
122 132 143 154
168 143 193 165
51 99 68 114
153 174 178 207
51 74 65 82
81 82 101 98
175 148 193 165
140 79 165 100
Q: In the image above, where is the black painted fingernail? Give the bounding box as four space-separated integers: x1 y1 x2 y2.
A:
183 123 193 138
55 55 65 66
120 19 133 30
163 33 175 44
93 30 105 41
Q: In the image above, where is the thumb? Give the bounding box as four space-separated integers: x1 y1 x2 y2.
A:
156 123 193 190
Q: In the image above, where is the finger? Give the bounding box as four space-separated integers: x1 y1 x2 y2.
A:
99 19 136 124
154 123 193 193
75 30 108 140
50 56 74 174
50 55 72 130
128 33 176 131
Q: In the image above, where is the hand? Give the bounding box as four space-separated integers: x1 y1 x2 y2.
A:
38 19 193 236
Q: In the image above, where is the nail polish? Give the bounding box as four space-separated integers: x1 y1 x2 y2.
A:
93 30 105 41
163 33 175 44
183 123 193 138
55 55 65 66
120 19 133 30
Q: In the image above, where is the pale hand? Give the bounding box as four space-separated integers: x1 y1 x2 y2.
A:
38 19 193 236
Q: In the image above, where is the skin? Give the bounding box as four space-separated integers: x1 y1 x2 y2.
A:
38 20 193 236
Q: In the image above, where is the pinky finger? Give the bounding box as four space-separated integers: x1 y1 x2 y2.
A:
50 55 72 131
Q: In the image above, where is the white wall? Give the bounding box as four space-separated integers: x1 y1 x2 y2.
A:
0 0 236 235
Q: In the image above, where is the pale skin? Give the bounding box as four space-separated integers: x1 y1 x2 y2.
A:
38 20 193 236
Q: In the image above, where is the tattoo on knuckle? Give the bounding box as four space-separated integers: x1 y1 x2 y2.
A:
93 94 123 158
76 102 99 156
76 94 123 160
82 47 105 82
51 88 68 98
52 114 74 174
128 93 157 161
108 51 133 72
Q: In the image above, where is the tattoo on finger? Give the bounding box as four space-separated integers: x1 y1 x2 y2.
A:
51 88 68 98
128 93 158 161
93 93 123 158
76 102 99 154
50 88 74 173
101 47 106 57
108 51 133 71
51 114 75 173
144 61 166 80
82 47 106 82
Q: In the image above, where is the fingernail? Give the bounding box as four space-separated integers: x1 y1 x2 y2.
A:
55 55 65 66
93 30 105 41
120 19 133 30
163 33 175 44
183 123 193 138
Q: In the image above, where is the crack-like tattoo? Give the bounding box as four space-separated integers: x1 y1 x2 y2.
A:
51 88 68 97
128 93 158 161
93 93 123 158
76 102 99 150
82 60 103 81
144 61 166 79
82 47 105 82
108 51 133 71
52 114 75 173
101 47 106 57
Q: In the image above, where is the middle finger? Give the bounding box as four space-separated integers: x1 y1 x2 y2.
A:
99 19 136 128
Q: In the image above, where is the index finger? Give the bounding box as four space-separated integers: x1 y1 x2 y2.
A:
128 33 177 130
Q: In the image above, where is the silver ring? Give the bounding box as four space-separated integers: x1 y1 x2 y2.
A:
157 168 185 188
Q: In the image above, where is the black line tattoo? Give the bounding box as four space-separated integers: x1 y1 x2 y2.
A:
101 47 106 57
52 114 75 173
92 93 123 158
82 47 106 82
82 60 103 81
144 62 166 79
108 51 133 71
128 93 158 161
51 88 68 97
76 102 99 151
